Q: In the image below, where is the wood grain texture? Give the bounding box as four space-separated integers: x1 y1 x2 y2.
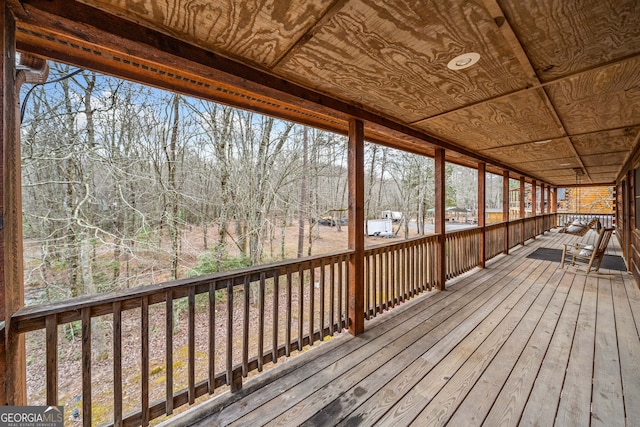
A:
582 151 629 167
611 275 640 424
499 0 640 81
275 0 530 122
446 267 567 426
518 274 586 427
555 276 597 426
2 4 27 405
347 118 365 334
418 89 562 150
45 315 58 406
546 58 640 135
591 278 625 427
294 257 535 427
572 127 639 157
78 0 335 67
480 138 575 165
337 260 543 426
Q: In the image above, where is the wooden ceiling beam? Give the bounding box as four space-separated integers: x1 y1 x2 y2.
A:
271 0 349 69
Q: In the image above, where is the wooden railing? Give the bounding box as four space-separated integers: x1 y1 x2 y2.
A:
364 235 438 319
445 228 481 279
13 251 351 427
556 212 614 228
11 212 568 426
524 217 537 241
508 219 523 249
485 223 506 260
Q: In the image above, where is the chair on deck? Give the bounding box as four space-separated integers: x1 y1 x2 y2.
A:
558 218 600 236
560 227 614 273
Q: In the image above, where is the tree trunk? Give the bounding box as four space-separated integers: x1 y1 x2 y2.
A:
297 126 308 257
166 94 181 280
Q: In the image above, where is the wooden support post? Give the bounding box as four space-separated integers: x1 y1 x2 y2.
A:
540 183 545 234
545 185 550 214
626 171 632 271
435 148 446 290
520 177 525 246
551 186 558 227
531 179 537 239
347 118 364 336
478 163 486 268
503 171 509 254
1 5 26 405
545 184 550 231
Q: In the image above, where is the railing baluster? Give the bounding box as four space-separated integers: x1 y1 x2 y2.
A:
344 256 349 330
384 250 390 308
400 244 411 301
188 287 195 404
285 268 292 357
320 260 325 337
113 302 123 426
338 259 343 330
242 276 249 377
208 283 215 394
272 273 279 363
309 266 315 345
297 265 304 351
165 291 174 414
390 249 395 305
329 261 335 335
226 280 233 386
373 251 379 315
364 254 370 320
81 308 91 427
45 314 58 407
141 296 149 427
258 272 265 370
410 244 415 296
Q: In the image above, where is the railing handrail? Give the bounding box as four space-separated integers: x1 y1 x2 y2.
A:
364 232 438 252
13 213 565 330
13 248 353 333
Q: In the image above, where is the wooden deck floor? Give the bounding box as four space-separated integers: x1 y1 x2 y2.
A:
165 230 640 427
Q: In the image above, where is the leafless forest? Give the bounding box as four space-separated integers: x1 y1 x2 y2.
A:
18 63 514 422
21 62 508 305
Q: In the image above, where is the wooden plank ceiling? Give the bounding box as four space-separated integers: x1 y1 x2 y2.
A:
10 0 640 186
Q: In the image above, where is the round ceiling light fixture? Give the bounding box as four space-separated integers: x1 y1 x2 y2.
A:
447 52 481 70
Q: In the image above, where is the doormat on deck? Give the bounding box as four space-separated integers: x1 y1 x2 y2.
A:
526 247 627 271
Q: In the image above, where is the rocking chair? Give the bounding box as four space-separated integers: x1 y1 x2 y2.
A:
560 227 614 273
558 218 600 236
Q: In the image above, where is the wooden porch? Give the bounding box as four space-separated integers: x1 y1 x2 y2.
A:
167 229 639 427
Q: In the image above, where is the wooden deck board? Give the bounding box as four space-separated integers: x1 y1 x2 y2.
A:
555 275 598 426
241 259 537 426
505 272 586 427
591 277 625 427
214 257 512 426
408 264 558 426
314 258 549 426
451 267 572 426
611 274 640 424
164 230 640 427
